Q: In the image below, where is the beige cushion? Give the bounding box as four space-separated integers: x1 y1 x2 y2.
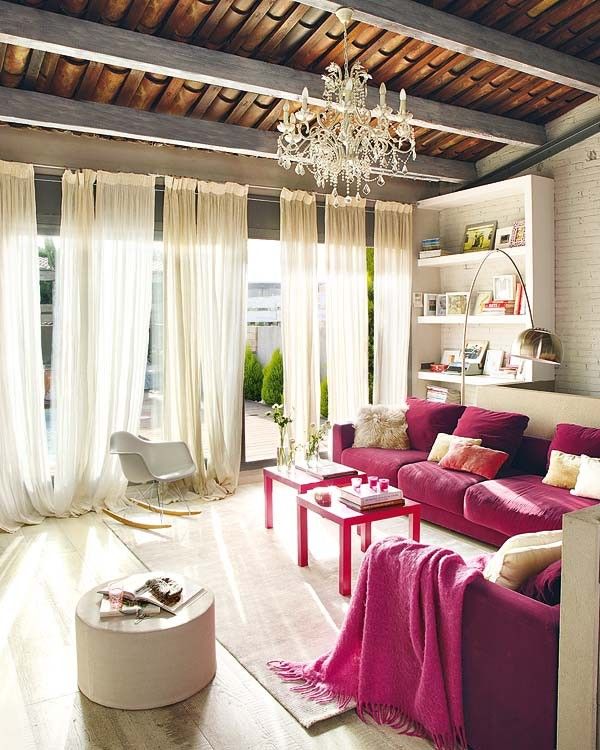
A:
353 405 409 450
427 433 482 462
484 530 562 590
571 455 600 500
542 450 581 490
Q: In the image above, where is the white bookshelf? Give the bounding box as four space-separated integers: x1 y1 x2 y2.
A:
411 174 555 399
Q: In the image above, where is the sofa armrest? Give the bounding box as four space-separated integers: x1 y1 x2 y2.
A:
462 576 560 750
332 423 355 463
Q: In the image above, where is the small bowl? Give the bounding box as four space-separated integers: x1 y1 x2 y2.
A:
314 490 332 507
430 363 449 373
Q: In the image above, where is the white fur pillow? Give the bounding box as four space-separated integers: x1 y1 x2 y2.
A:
353 405 410 450
483 530 562 590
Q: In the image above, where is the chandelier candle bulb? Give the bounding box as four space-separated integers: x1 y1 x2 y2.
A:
400 89 407 115
302 87 308 109
379 83 386 108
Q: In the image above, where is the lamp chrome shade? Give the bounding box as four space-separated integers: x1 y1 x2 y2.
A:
511 328 563 365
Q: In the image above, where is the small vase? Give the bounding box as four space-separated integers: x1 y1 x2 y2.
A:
306 452 319 470
277 446 287 470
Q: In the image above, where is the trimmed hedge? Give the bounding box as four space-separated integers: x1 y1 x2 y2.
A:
261 348 284 405
320 378 328 419
243 345 263 401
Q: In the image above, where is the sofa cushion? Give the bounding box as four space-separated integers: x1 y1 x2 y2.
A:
483 530 562 590
405 397 465 452
340 447 427 484
549 422 600 464
353 405 409 450
513 435 552 477
397 461 483 516
519 559 562 606
453 405 529 463
464 474 598 537
440 443 509 480
543 450 581 490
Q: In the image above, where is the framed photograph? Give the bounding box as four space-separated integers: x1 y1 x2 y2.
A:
493 274 516 301
423 293 438 316
436 293 447 316
494 226 513 250
473 290 492 314
441 348 460 366
510 219 526 247
483 349 505 376
446 291 469 316
462 221 497 253
412 292 424 308
463 340 489 367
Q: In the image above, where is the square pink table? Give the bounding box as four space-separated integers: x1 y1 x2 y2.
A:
296 491 421 596
263 465 366 529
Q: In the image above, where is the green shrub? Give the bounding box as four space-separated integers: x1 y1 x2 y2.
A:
243 345 263 401
320 378 328 419
261 348 284 405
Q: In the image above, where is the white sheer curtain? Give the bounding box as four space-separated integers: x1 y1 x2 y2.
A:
53 170 155 513
280 188 319 444
163 176 223 498
0 161 53 531
325 195 368 423
198 181 248 492
373 201 413 404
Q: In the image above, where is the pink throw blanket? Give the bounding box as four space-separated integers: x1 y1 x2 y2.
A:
269 538 484 750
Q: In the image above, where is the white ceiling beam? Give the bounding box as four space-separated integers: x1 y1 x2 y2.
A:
0 0 545 147
0 88 477 183
300 0 600 95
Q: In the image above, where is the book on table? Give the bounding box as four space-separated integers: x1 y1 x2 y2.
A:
98 571 206 615
340 486 404 510
294 460 358 480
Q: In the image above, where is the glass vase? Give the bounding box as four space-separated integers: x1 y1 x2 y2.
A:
277 446 287 470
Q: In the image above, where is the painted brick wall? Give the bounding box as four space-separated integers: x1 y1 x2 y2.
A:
477 96 600 397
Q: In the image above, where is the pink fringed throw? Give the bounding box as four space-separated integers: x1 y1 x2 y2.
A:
269 538 483 750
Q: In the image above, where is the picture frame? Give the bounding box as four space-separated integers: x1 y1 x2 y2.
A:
473 290 492 314
462 220 497 253
445 291 469 316
494 226 513 250
436 293 447 316
441 349 460 366
493 274 516 301
463 340 489 367
412 292 424 308
423 293 438 316
483 349 505 376
509 219 526 247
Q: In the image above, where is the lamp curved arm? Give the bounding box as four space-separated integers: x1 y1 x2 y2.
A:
461 248 532 405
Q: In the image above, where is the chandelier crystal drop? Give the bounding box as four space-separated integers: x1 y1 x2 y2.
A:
277 7 416 203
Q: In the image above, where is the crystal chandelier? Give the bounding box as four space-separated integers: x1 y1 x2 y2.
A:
277 7 416 203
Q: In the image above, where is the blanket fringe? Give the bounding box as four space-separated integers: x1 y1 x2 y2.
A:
267 661 468 750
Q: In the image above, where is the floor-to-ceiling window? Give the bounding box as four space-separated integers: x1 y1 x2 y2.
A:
38 236 56 470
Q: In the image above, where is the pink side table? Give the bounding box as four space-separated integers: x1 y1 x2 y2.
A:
263 465 366 529
296 492 421 597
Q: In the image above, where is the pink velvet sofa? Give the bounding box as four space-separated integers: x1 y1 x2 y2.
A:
332 399 599 547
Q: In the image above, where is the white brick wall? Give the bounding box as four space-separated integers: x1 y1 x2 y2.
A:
477 96 600 397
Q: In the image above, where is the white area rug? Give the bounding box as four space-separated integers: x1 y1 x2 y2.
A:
107 481 489 735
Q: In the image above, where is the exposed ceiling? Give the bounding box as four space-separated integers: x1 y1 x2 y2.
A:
0 0 598 180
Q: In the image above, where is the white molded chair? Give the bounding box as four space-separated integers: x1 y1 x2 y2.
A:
106 432 201 529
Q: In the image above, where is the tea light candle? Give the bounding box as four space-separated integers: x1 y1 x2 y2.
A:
351 476 363 493
368 476 378 491
378 478 390 492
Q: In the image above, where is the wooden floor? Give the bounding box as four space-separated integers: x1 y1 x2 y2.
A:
1 478 491 750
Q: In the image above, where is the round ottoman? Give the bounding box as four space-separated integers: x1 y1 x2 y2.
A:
76 577 215 709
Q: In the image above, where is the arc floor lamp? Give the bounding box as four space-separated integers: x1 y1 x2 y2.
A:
460 247 563 405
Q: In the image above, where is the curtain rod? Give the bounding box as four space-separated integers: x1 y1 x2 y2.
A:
31 169 383 210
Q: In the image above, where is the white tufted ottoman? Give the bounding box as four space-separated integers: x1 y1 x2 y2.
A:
76 576 215 709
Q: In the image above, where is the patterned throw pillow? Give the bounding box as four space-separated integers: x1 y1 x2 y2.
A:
427 433 482 463
353 405 410 450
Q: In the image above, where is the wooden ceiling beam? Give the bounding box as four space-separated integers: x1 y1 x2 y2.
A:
299 0 600 95
0 87 476 183
0 0 545 147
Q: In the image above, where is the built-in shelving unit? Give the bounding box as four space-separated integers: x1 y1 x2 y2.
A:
411 174 555 399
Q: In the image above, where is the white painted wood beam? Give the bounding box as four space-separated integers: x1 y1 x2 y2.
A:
0 0 545 147
300 0 600 95
0 88 477 183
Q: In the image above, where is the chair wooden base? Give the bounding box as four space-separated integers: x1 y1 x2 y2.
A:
102 507 172 530
132 499 202 517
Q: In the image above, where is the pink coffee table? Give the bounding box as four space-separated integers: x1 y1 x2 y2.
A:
296 491 421 596
263 465 366 529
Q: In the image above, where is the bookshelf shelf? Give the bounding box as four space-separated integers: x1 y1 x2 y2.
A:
417 315 528 325
417 371 522 386
417 246 527 269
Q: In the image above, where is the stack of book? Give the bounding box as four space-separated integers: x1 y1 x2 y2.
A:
420 238 448 259
340 485 404 511
481 300 516 316
294 460 358 480
426 385 461 403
